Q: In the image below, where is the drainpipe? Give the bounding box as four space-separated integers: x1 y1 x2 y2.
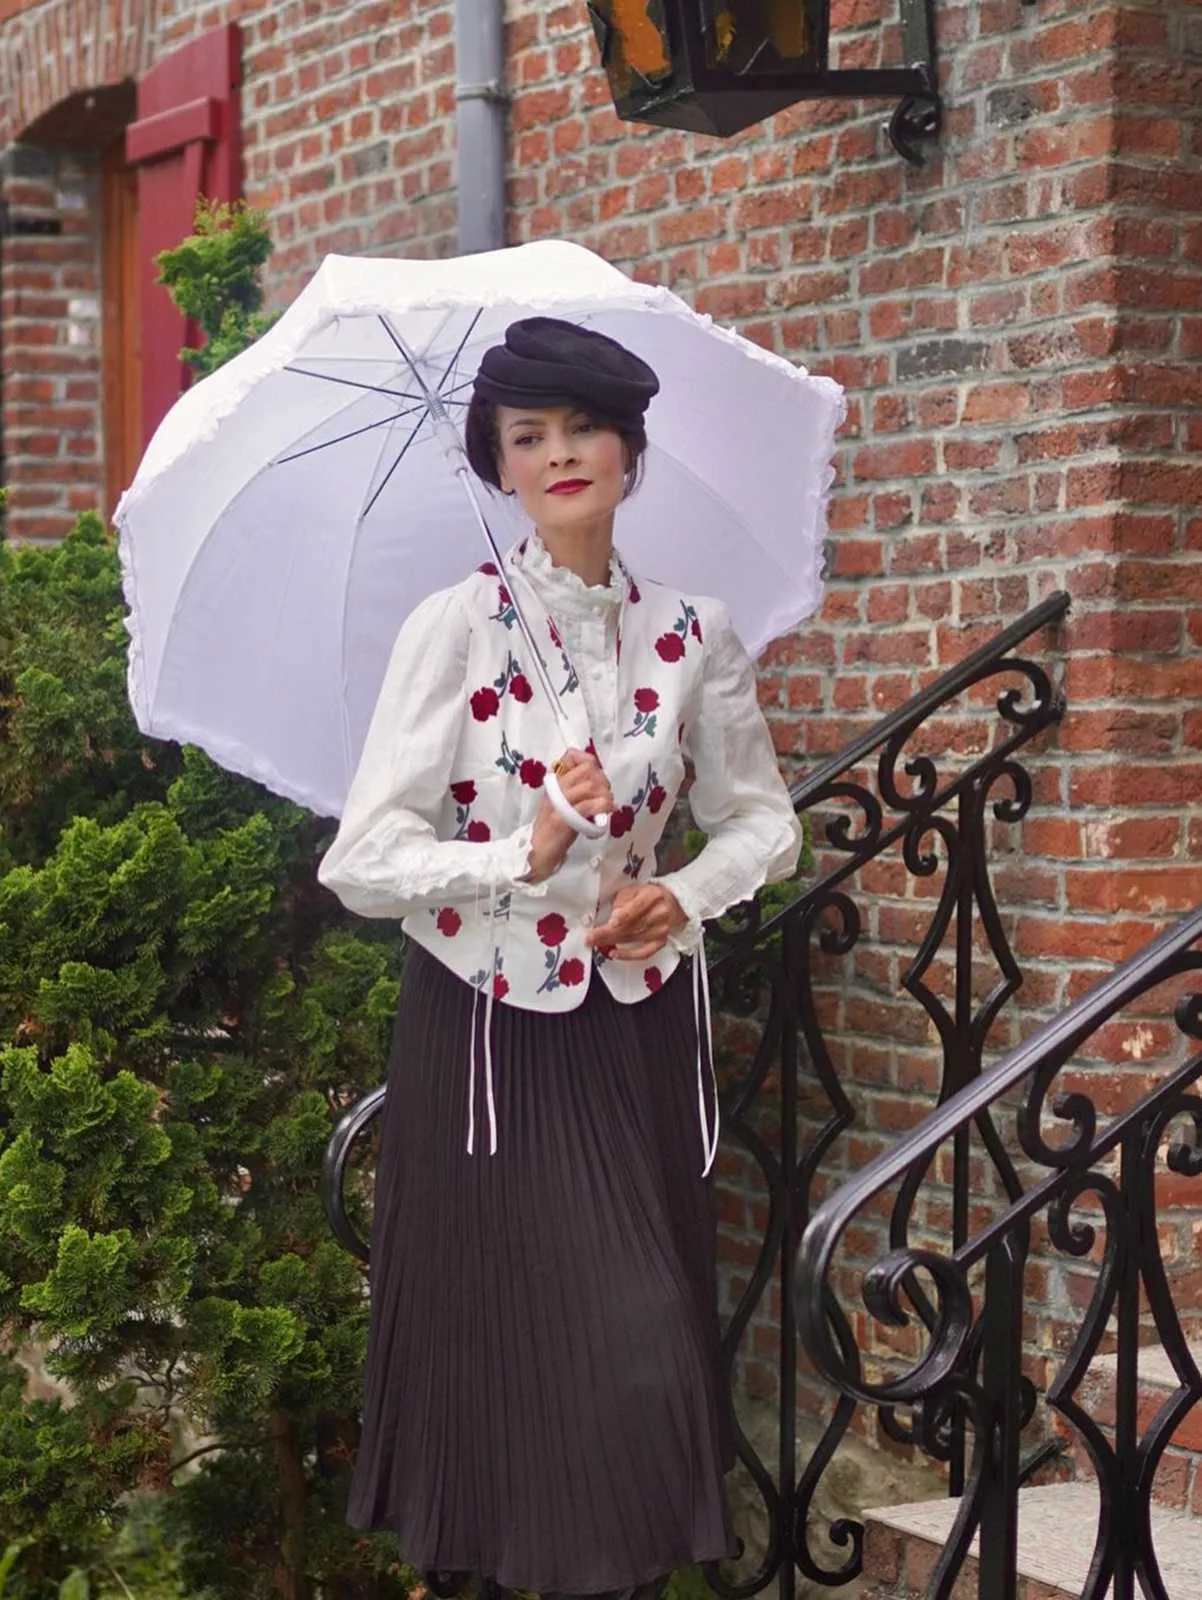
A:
454 0 507 254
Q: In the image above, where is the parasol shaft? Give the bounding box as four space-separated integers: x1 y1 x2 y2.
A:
383 321 610 840
384 322 576 750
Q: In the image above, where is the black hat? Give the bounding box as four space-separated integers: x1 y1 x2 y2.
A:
471 316 660 431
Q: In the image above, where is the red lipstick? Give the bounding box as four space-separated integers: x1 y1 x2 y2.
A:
548 479 591 495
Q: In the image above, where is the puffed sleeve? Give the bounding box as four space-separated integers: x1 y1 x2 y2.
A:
652 599 803 952
317 585 548 918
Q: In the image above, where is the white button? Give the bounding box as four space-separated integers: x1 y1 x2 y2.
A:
589 855 603 869
582 913 593 928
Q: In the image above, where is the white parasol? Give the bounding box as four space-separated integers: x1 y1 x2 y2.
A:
116 240 844 821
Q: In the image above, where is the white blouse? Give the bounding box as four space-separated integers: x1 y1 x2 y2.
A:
321 530 802 948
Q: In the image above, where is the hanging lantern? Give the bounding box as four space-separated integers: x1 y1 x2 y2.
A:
588 0 943 163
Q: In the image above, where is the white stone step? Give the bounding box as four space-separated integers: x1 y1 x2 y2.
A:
860 1481 1202 1599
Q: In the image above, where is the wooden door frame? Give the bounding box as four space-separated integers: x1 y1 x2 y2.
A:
101 139 140 520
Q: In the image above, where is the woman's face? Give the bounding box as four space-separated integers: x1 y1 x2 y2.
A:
495 405 627 531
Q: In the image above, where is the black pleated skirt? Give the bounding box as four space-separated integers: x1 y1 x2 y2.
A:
348 941 736 1594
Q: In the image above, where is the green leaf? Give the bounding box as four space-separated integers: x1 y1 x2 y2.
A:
0 1539 33 1598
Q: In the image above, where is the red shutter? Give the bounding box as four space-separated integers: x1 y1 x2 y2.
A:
126 23 242 446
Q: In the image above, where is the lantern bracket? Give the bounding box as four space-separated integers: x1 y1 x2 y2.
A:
588 0 1043 160
888 0 941 164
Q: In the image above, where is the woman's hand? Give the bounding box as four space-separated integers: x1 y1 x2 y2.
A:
525 747 615 883
586 883 687 961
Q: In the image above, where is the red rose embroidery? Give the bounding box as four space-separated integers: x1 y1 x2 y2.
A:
436 907 462 937
493 974 510 1000
499 585 512 606
537 913 568 947
558 958 585 986
691 617 703 643
450 780 476 805
655 632 686 663
510 673 533 703
466 820 491 842
629 581 641 603
519 758 546 788
647 785 667 814
644 967 663 993
634 687 659 714
610 806 636 838
585 738 599 759
478 561 499 576
595 942 617 961
471 686 500 720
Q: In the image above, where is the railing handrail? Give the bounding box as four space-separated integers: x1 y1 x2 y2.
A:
787 589 1070 811
797 902 1202 1385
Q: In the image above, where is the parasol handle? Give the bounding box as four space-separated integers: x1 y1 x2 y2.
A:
543 770 610 841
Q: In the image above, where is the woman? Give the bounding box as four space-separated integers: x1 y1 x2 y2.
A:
318 317 803 1599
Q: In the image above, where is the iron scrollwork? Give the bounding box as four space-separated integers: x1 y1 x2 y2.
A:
798 909 1202 1600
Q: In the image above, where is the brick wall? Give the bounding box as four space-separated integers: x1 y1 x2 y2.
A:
234 0 459 302
1 0 1201 1490
0 0 461 292
501 0 1202 1447
0 146 103 539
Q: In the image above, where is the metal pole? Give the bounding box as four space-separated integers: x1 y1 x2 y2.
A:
455 0 508 254
779 914 800 1600
978 1237 1024 1600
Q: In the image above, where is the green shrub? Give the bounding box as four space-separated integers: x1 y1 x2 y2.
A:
0 205 403 1600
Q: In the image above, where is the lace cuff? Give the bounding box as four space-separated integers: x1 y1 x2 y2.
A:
511 820 552 897
653 871 706 955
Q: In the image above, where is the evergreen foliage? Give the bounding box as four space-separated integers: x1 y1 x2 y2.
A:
154 200 278 379
0 204 404 1598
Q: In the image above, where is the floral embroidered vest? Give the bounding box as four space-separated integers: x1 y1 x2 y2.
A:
401 540 708 1011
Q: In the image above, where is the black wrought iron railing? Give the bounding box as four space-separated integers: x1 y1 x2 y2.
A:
323 589 1072 1598
798 905 1202 1600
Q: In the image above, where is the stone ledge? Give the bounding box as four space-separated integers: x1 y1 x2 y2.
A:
861 1481 1202 1600
1088 1342 1202 1396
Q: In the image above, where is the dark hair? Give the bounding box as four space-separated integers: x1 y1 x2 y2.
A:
464 392 648 500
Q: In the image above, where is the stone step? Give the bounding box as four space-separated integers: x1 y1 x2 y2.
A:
1054 1343 1202 1515
859 1481 1202 1599
1078 1344 1202 1452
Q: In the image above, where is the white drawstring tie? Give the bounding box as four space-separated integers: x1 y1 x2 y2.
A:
468 912 718 1177
466 873 501 1157
693 937 720 1177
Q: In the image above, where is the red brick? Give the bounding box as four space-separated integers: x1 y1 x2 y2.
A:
842 630 932 668
1015 916 1165 965
852 440 938 481
1066 869 1202 916
1071 609 1183 655
961 383 1030 425
1071 763 1202 809
833 539 885 579
1058 709 1179 757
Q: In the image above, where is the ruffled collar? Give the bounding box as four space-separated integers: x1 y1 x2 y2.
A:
508 529 628 616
